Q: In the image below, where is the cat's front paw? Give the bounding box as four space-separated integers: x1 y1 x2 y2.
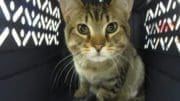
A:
129 96 145 101
96 89 116 101
74 88 88 99
73 91 97 101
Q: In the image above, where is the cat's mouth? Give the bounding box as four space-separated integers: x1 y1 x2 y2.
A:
81 47 113 62
85 52 109 62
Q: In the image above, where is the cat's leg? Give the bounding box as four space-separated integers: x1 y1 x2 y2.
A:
129 91 145 101
129 96 145 101
74 77 89 98
96 88 116 101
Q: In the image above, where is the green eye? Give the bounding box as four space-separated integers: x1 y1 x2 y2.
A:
106 22 118 34
78 24 90 35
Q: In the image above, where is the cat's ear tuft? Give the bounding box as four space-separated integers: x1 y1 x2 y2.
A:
110 0 134 17
127 0 134 13
59 0 84 21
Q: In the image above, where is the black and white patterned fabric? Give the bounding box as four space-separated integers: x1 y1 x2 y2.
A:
143 0 180 55
133 0 180 101
0 0 62 49
0 0 67 101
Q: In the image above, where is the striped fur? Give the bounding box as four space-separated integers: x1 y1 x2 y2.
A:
60 0 144 101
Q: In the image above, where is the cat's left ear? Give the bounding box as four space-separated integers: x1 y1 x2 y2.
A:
126 0 134 14
110 0 134 18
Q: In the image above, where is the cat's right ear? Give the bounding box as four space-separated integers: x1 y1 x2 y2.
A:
59 0 84 21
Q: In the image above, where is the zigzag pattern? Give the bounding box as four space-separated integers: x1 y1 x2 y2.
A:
144 0 179 34
144 0 180 53
0 0 61 47
145 0 176 21
145 15 179 35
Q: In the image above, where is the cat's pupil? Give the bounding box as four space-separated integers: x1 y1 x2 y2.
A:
78 24 89 35
106 22 118 34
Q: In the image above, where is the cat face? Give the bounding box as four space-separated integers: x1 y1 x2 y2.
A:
60 0 134 62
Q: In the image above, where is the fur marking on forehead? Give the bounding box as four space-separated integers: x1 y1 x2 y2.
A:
83 1 109 21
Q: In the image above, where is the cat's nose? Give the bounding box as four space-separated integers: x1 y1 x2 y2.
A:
94 45 104 52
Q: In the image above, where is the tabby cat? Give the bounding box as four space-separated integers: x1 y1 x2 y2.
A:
59 0 144 101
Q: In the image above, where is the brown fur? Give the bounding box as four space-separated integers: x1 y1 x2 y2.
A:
59 0 144 101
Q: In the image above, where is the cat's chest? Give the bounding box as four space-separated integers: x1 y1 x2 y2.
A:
83 69 102 83
76 66 117 84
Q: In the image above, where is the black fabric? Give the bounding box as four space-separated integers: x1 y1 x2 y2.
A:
0 0 67 101
0 47 61 79
146 68 180 101
0 63 53 101
131 0 180 101
142 52 180 101
140 0 180 55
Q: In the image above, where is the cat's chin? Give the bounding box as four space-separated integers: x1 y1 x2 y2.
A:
86 55 108 62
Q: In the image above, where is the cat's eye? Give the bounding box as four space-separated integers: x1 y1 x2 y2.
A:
106 22 118 34
77 24 90 35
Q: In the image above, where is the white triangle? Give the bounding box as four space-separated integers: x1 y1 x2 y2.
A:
0 27 9 47
175 36 180 53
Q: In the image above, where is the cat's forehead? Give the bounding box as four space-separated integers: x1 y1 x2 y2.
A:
74 0 126 25
82 0 109 12
81 0 111 5
78 2 110 22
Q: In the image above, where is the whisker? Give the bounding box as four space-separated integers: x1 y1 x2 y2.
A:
64 65 75 84
51 58 72 90
51 51 81 90
52 60 74 89
74 71 79 89
51 54 73 78
55 60 74 87
71 55 85 90
53 51 81 73
69 70 76 95
54 54 73 71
